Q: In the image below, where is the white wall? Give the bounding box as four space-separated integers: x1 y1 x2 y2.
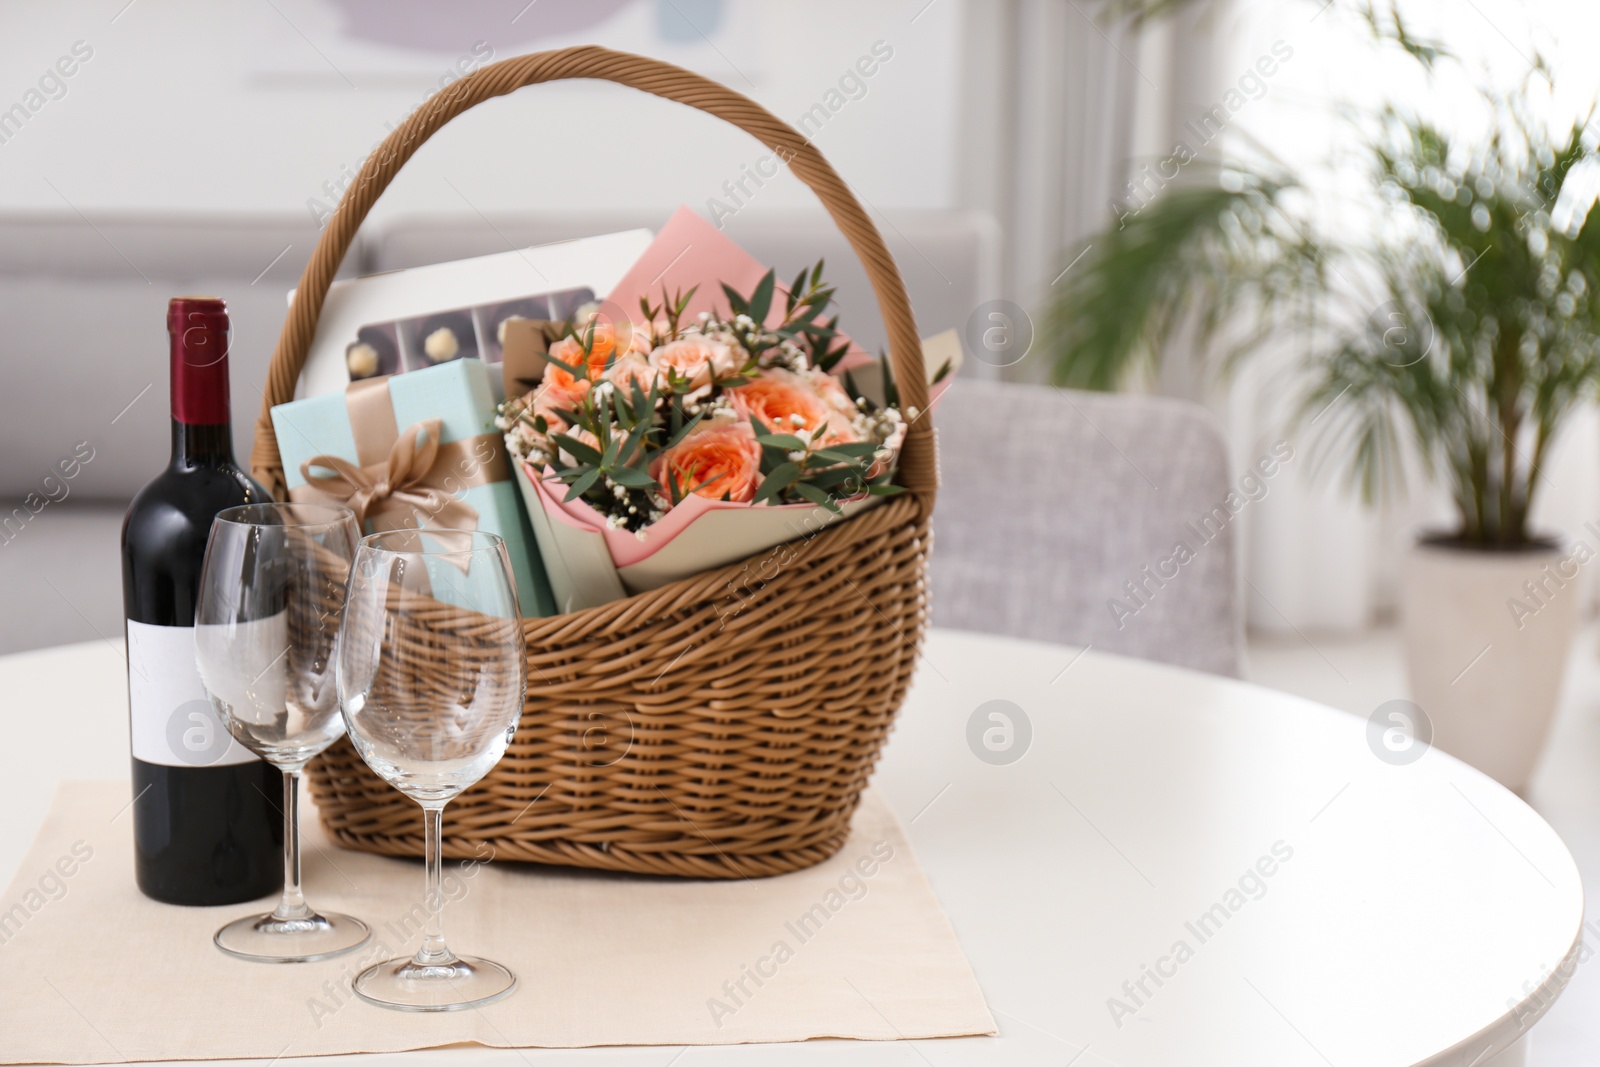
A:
0 0 965 226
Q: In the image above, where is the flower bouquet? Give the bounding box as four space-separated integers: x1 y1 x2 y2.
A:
497 219 947 611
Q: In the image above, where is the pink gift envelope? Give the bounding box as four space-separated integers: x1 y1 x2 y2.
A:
607 205 873 366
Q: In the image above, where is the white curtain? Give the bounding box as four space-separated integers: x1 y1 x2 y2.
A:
956 0 1151 316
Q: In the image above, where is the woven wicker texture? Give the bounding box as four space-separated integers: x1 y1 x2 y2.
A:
252 47 935 878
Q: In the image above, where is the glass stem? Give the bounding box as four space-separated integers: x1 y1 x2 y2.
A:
270 767 313 922
414 802 456 967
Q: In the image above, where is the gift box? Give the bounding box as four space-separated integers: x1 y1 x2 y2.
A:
271 357 555 616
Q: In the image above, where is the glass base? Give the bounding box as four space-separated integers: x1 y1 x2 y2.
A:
214 910 371 963
353 954 518 1012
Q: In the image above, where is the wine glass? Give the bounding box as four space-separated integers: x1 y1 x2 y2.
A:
337 528 526 1012
195 502 372 962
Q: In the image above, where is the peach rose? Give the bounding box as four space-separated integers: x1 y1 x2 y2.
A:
530 399 571 435
547 335 605 381
549 320 649 380
629 320 662 354
604 353 663 396
530 366 590 434
810 370 859 419
649 420 763 504
648 336 738 392
727 368 858 445
542 357 587 394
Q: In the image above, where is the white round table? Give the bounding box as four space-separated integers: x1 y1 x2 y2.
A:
0 629 1581 1066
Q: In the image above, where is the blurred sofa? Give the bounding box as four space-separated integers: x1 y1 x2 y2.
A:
0 209 998 655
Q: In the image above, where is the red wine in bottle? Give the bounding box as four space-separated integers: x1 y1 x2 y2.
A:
121 296 282 905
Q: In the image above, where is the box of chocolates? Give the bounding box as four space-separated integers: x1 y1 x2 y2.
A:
292 229 655 397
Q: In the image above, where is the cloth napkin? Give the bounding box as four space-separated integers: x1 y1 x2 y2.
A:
0 780 993 1063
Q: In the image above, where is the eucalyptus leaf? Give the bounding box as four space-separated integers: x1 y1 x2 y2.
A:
564 468 601 501
748 269 776 325
818 441 881 458
552 433 603 466
755 432 808 451
752 461 800 504
609 466 658 490
792 481 840 511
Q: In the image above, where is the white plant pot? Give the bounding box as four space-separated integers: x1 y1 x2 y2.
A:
1401 537 1579 793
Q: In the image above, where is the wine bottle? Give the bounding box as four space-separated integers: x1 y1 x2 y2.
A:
121 296 282 905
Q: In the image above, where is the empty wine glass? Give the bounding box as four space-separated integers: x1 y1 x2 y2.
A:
337 528 526 1012
196 502 371 962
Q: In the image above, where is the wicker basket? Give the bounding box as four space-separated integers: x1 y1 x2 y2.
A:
250 46 936 879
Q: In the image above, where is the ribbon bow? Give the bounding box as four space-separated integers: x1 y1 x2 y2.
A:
300 418 479 534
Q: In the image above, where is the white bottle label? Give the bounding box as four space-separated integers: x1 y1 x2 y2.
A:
127 620 258 768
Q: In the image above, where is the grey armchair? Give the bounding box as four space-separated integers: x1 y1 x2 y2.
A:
930 380 1243 677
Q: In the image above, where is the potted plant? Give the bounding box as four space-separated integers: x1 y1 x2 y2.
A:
1046 8 1600 791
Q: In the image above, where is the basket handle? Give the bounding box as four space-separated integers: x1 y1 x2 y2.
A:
250 45 934 509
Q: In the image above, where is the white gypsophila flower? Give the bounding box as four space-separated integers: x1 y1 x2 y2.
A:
906 406 920 420
606 514 626 530
787 450 806 463
613 483 627 499
506 422 545 463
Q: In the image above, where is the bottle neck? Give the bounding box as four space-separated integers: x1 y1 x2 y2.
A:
170 419 236 468
168 300 234 467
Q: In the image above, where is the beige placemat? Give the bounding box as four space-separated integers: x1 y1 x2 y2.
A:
0 781 993 1064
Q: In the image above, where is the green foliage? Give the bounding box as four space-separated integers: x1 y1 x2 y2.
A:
1304 101 1600 545
1046 172 1326 391
519 263 898 530
1046 7 1600 548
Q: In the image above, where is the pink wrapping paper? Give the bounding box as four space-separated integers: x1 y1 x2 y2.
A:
607 206 871 366
527 460 868 569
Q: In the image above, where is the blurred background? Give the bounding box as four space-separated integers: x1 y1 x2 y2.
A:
3 0 1600 1056
6 0 1600 639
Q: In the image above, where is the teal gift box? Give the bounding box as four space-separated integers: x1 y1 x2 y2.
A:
270 358 555 617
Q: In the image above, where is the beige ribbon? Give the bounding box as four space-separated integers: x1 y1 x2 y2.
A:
288 377 508 535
